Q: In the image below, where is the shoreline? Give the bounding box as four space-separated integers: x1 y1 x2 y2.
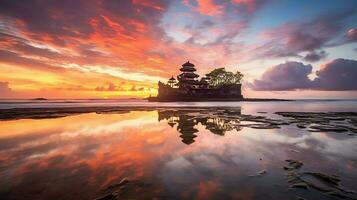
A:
1 106 356 136
147 97 292 102
1 105 356 121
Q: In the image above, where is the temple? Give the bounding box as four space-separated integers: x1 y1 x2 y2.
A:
149 61 243 102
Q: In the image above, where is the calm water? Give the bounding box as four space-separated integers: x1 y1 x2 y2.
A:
0 100 357 200
1 99 357 112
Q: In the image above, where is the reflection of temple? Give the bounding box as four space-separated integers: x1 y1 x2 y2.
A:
158 109 242 145
177 115 198 145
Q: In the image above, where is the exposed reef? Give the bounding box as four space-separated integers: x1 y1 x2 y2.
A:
0 108 356 136
284 159 357 200
276 112 357 134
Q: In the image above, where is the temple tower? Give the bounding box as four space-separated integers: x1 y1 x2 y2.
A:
177 61 199 89
167 76 177 87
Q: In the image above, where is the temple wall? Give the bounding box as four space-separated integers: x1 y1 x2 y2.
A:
158 82 243 99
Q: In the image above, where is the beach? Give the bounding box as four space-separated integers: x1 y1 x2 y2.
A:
0 100 357 200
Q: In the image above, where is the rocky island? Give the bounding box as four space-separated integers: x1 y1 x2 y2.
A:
148 61 244 102
148 61 289 102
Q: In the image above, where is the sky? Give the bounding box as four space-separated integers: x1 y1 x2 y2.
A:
0 0 357 99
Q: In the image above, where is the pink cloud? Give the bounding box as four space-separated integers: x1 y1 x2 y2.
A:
347 28 357 41
182 0 191 7
196 0 224 16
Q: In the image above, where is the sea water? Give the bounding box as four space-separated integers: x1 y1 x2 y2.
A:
0 100 356 200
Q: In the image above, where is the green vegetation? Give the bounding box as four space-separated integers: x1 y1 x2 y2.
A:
206 68 243 87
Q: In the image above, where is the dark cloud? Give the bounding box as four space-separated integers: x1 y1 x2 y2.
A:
0 0 96 38
0 30 63 59
256 11 356 60
0 50 62 72
250 58 357 91
303 50 328 62
250 62 313 91
197 19 215 29
313 58 357 90
12 41 61 58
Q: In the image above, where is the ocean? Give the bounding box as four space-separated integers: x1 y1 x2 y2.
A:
0 100 356 200
1 99 357 112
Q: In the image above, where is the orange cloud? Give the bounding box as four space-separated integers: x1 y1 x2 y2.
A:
1 0 265 99
1 0 354 99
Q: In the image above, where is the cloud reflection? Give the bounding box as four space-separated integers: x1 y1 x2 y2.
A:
0 110 356 199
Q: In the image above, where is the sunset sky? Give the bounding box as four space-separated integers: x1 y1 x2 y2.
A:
0 0 357 99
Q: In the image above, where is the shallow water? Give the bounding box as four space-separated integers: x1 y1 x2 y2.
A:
1 99 357 112
0 102 357 200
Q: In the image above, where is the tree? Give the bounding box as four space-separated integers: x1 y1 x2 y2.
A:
206 68 243 87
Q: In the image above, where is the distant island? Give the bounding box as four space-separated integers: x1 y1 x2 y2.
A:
148 61 289 102
32 98 48 100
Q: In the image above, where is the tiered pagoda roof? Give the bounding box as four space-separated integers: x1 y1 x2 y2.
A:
180 67 196 72
177 61 200 89
182 61 195 67
180 61 197 72
178 73 199 79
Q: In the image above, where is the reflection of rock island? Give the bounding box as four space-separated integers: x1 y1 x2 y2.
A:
159 109 357 145
158 109 242 145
